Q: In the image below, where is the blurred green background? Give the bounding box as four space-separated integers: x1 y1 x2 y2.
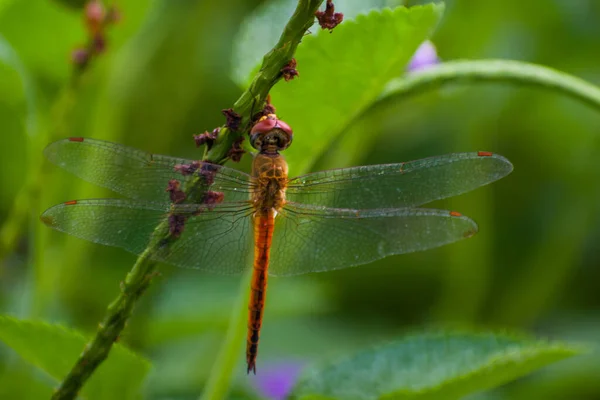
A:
1 0 599 399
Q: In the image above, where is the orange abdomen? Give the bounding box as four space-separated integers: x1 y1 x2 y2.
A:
246 209 275 374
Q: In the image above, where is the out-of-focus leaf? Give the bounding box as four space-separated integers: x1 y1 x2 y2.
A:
81 0 244 151
0 34 38 213
290 331 584 400
0 0 15 16
145 316 389 397
231 0 401 87
0 34 38 137
0 363 54 399
0 1 83 83
144 335 221 396
272 4 444 175
0 0 150 89
145 274 333 346
0 315 151 400
493 315 600 400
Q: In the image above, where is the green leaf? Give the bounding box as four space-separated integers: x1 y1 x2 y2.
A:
0 315 151 400
271 4 444 175
0 363 55 399
290 331 584 400
231 0 401 87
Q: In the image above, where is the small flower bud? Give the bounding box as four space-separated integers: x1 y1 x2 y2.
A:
71 48 90 66
85 0 105 35
92 34 106 54
407 41 439 72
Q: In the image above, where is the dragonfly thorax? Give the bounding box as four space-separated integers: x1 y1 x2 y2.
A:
251 153 288 212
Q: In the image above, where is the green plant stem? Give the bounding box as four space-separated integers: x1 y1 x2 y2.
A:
50 1 324 399
51 250 159 398
205 0 323 163
379 59 600 111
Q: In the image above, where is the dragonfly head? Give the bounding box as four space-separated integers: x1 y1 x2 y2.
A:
250 114 293 154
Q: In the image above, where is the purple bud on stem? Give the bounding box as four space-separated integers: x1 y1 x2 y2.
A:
407 40 439 72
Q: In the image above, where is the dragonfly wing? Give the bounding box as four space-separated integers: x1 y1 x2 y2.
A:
41 199 254 274
44 138 253 202
268 202 477 276
286 152 512 209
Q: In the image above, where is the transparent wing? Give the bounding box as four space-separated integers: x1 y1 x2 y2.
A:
286 152 513 209
41 199 254 274
269 202 477 276
44 137 253 203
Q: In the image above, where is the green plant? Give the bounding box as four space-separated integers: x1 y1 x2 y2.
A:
0 1 599 399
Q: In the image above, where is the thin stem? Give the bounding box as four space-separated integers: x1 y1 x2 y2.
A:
379 59 600 111
50 249 159 397
204 0 324 164
50 1 324 399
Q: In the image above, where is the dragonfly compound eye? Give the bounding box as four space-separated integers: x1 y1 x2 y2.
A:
250 134 263 150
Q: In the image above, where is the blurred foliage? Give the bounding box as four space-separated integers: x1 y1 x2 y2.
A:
0 0 599 399
0 315 150 400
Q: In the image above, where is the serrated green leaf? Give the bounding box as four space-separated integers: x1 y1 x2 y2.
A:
270 4 444 176
231 0 402 87
0 315 151 400
290 331 584 400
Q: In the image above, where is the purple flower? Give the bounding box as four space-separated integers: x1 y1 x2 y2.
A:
407 40 439 72
252 360 305 400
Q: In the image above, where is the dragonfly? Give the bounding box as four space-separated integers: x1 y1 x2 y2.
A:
41 114 513 373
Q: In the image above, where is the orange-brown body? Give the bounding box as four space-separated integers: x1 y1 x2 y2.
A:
247 153 289 374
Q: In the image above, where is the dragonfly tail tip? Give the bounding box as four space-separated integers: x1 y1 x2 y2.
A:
247 363 256 375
